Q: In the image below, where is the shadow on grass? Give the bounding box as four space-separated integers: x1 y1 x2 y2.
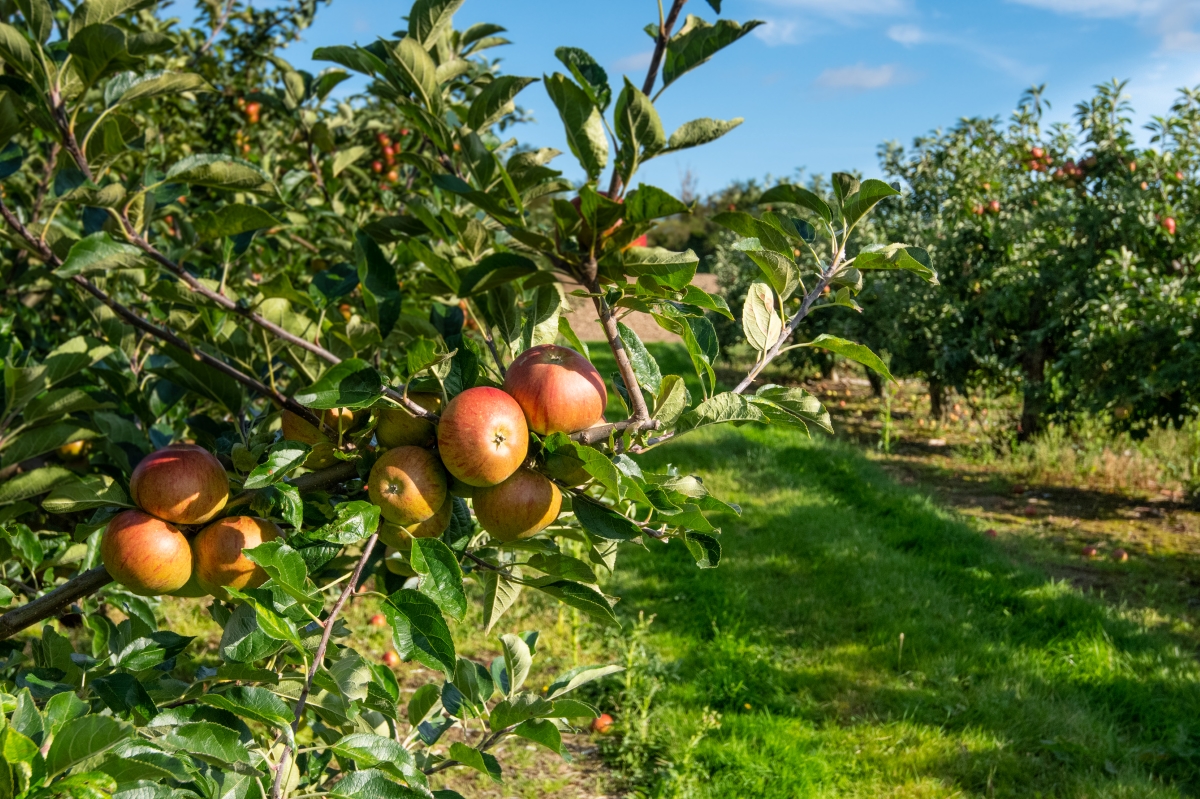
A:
608 426 1200 798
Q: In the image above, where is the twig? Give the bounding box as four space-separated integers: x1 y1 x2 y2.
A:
196 0 237 57
0 567 113 640
270 532 380 799
581 261 650 424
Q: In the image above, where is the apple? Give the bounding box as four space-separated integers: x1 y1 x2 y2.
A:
591 713 614 734
1164 217 1177 235
281 408 357 468
503 345 607 435
448 474 475 498
58 440 86 459
437 387 529 487
473 468 562 542
383 546 417 577
1112 548 1129 562
368 445 448 525
1023 505 1038 518
383 651 400 667
1030 147 1044 160
130 444 229 525
988 200 1000 214
372 161 383 173
984 528 998 539
101 510 193 596
192 515 281 598
370 613 387 627
1082 545 1099 558
376 392 441 448
378 497 453 548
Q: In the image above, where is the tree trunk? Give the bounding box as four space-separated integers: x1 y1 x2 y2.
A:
866 369 883 398
928 378 946 421
1018 341 1048 441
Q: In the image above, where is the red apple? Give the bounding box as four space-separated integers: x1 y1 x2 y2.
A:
1082 545 1098 558
383 651 400 667
437 387 528 487
368 445 448 525
988 200 1000 214
376 393 442 448
370 613 387 627
1030 147 1044 159
101 510 193 596
503 345 607 435
984 528 998 539
1164 217 1177 235
1023 505 1038 518
591 713 614 734
473 468 562 542
1112 548 1129 562
192 515 281 598
130 444 229 525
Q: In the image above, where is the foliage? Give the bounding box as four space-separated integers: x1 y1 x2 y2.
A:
0 0 927 797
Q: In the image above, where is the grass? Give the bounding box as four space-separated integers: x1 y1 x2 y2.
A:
594 424 1200 797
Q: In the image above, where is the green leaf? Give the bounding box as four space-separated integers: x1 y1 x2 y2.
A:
544 433 619 495
192 204 281 241
613 77 664 182
69 0 145 36
331 145 368 177
535 580 619 627
431 174 518 224
308 500 380 544
166 154 273 194
408 0 465 47
741 282 781 353
0 141 22 180
842 179 901 229
803 334 894 382
242 441 310 490
447 743 501 783
15 0 52 44
663 117 743 153
467 75 537 131
105 71 211 107
294 359 382 409
832 172 860 207
549 698 598 718
242 541 311 605
332 768 425 799
554 47 611 111
512 718 567 757
652 375 690 427
662 16 763 90
162 721 250 766
391 36 439 112
1 420 98 468
498 632 532 696
410 538 466 622
853 243 938 284
385 589 457 676
90 673 157 722
759 183 833 226
331 734 428 793
43 474 131 513
753 384 832 433
489 692 553 731
57 233 149 277
0 466 75 504
226 587 304 650
544 72 607 180
219 602 284 663
480 570 521 635
46 715 129 777
683 531 721 568
68 24 137 86
652 306 718 397
355 230 402 339
546 664 623 699
622 247 698 290
407 683 440 727
525 552 597 583
624 184 689 224
456 252 538 296
0 23 37 79
675 393 765 435
738 247 799 300
199 686 291 728
572 497 640 541
614 322 662 394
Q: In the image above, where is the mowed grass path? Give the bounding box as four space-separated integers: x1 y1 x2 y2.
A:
603 424 1200 798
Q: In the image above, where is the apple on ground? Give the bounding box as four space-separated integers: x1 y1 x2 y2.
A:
503 344 607 435
473 468 562 542
192 516 281 598
130 444 229 525
1112 548 1129 562
375 392 442 448
368 446 448 525
984 529 998 539
437 386 529 487
101 510 193 596
1082 545 1099 558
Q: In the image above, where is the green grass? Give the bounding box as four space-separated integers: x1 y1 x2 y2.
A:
587 421 1200 798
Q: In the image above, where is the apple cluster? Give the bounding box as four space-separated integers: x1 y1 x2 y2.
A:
368 344 608 574
101 445 280 599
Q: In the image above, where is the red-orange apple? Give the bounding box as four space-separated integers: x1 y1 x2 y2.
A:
378 497 453 548
503 345 607 435
437 387 528 487
130 444 229 525
192 515 281 597
101 510 193 596
368 445 448 525
472 468 561 542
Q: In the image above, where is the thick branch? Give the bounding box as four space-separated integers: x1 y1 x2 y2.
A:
0 567 112 639
271 532 380 799
571 417 660 445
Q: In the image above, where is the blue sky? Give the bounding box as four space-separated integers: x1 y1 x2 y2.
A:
277 0 1200 195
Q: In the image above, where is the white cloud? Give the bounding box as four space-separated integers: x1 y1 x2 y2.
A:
1008 0 1200 51
611 50 652 73
814 62 909 90
753 19 801 46
1008 0 1157 16
760 0 909 13
887 23 926 45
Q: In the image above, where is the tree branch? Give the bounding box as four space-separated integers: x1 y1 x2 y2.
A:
0 567 113 640
582 262 651 424
271 532 380 799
